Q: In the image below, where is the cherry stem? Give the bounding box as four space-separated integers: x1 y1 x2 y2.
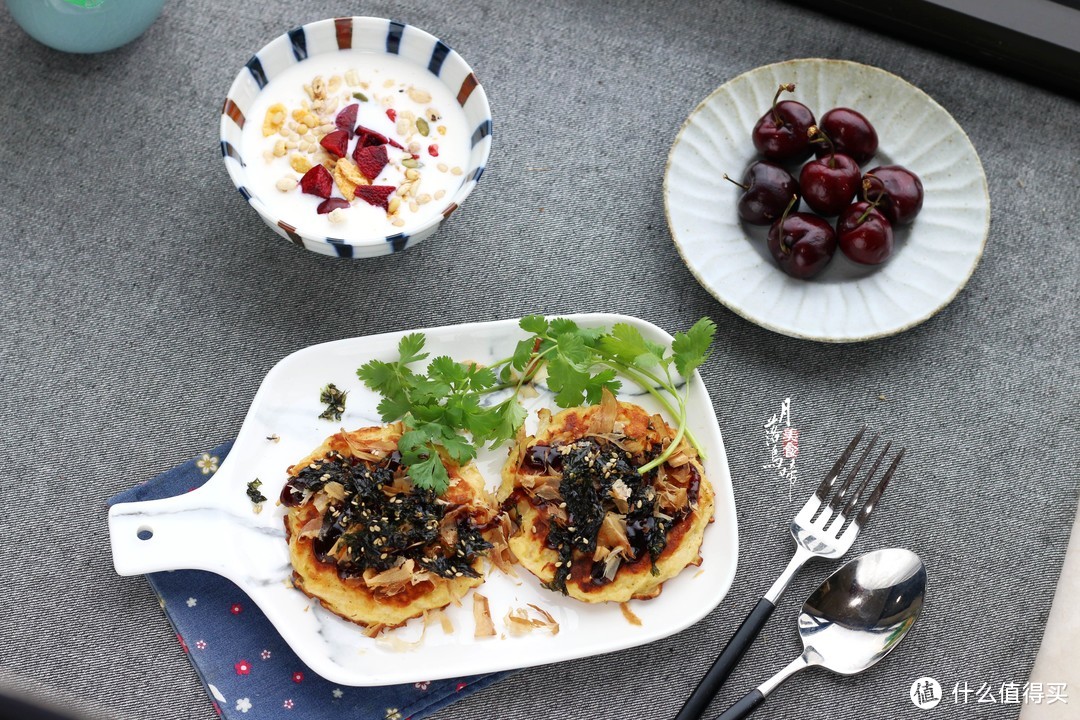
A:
723 173 749 191
863 175 887 205
777 193 798 254
855 203 876 225
855 179 886 224
770 83 796 126
808 125 836 166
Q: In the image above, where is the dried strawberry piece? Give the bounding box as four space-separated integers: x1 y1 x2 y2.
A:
299 165 333 199
319 129 349 158
353 143 388 181
354 124 405 150
354 185 396 211
386 108 397 122
317 197 350 214
335 104 358 135
428 144 439 157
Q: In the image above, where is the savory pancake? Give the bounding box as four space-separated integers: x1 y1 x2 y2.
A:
499 391 714 603
282 423 505 633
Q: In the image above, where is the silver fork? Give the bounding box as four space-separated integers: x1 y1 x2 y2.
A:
673 427 904 720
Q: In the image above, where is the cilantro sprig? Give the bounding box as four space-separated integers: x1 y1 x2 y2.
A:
513 315 716 473
357 334 526 493
357 317 716 493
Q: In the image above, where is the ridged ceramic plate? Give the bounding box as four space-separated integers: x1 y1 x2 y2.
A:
664 59 990 342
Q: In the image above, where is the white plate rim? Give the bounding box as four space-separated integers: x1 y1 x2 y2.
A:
663 58 991 343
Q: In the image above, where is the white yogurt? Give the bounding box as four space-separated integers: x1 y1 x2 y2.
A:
242 51 470 239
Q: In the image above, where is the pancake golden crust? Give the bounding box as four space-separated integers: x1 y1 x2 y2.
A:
282 423 500 633
499 392 714 603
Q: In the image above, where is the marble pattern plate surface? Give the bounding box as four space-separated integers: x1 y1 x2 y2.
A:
108 314 737 686
664 58 990 342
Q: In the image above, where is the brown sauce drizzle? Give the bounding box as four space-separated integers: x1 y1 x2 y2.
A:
504 439 702 594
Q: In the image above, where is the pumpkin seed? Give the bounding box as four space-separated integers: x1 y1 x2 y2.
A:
416 118 430 136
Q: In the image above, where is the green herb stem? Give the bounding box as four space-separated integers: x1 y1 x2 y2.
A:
638 385 692 474
594 346 702 458
597 359 701 460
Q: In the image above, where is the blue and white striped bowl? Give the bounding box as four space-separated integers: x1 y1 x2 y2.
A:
220 17 493 258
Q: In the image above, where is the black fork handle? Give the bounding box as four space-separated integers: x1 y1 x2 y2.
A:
673 598 776 720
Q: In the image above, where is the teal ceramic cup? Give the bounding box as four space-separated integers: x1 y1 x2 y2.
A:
6 0 166 53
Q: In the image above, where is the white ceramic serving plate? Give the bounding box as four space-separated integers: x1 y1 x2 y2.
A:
220 17 492 258
108 314 738 686
665 58 990 342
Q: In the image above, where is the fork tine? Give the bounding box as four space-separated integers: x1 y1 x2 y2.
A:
855 447 905 528
841 440 892 519
825 432 879 513
813 425 867 501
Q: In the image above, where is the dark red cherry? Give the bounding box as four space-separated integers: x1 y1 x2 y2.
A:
799 127 860 216
837 201 894 265
752 83 816 162
724 161 801 225
859 165 924 225
767 196 837 279
815 108 878 165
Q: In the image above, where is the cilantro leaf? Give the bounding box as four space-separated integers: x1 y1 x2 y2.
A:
397 428 432 457
466 364 497 392
409 403 447 425
437 433 476 464
554 332 590 369
488 398 527 447
583 368 621 404
397 333 428 365
672 317 717 378
403 446 450 493
548 317 580 338
444 394 498 441
356 359 397 393
599 323 667 369
397 429 454 493
546 354 589 407
375 394 412 423
427 355 466 387
511 338 536 370
546 355 621 408
519 315 549 334
574 325 606 344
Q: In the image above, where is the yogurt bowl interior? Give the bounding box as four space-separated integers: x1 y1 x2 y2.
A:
220 17 492 258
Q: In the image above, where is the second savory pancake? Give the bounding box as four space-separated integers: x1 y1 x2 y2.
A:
282 423 506 633
499 390 714 603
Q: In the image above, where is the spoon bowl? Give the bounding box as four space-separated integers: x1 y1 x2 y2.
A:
800 547 925 675
715 548 926 720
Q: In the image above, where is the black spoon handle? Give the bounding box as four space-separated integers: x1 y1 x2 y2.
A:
713 689 767 720
673 598 776 720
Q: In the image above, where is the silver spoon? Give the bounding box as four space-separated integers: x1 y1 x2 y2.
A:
713 547 926 720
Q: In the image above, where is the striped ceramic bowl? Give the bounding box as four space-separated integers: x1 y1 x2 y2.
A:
219 17 492 258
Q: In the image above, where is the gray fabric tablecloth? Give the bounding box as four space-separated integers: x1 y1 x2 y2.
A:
1 1 1077 718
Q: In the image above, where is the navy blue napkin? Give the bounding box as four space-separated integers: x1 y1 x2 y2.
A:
107 441 510 719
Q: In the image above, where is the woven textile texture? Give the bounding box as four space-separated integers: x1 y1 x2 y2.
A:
0 1 1077 719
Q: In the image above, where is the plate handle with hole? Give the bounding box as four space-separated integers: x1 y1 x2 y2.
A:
108 485 239 577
